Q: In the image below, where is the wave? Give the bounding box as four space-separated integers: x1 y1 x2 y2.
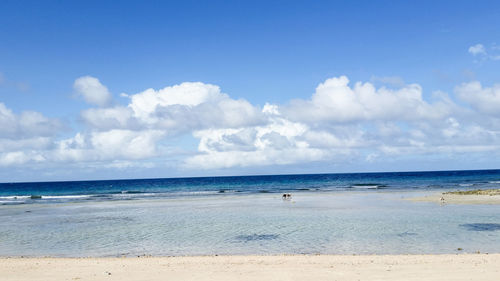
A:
41 195 92 199
0 201 26 205
90 194 113 198
0 182 397 205
218 189 240 193
0 194 93 200
0 195 32 200
114 192 157 197
170 191 220 196
0 190 225 203
0 184 389 204
350 183 386 189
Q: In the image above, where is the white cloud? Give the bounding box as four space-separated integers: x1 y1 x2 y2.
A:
2 75 500 175
0 151 32 166
5 80 264 170
74 76 112 107
129 82 221 121
183 76 500 170
284 76 451 123
0 103 62 169
128 82 263 130
81 81 264 133
183 113 358 169
184 117 334 169
184 148 330 169
81 106 135 130
455 81 500 116
468 43 500 61
468 44 486 56
0 150 46 167
0 103 17 137
0 103 62 139
90 129 164 160
53 129 165 162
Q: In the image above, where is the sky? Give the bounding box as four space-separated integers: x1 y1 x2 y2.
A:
1 0 500 182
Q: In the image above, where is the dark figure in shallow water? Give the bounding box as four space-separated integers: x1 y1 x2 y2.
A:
282 193 292 200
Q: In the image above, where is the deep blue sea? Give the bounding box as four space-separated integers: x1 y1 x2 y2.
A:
1 169 500 205
1 169 500 257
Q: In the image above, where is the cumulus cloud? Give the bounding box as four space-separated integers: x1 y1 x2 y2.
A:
455 81 500 116
74 76 112 107
184 109 363 169
468 44 486 56
0 103 62 139
0 151 46 167
81 81 264 134
185 123 330 169
0 103 62 168
183 77 500 170
128 82 263 130
2 75 500 175
52 129 165 162
0 151 32 166
81 106 136 131
184 148 330 169
283 76 452 123
468 43 500 61
0 80 264 171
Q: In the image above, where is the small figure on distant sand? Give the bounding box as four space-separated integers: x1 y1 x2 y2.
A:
282 193 292 200
440 196 445 201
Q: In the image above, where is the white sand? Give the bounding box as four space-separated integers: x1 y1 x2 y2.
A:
1 254 500 281
408 193 500 205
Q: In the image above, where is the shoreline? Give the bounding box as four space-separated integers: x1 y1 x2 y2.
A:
1 254 499 281
407 191 500 205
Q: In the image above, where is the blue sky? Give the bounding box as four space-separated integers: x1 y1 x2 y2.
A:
1 0 500 181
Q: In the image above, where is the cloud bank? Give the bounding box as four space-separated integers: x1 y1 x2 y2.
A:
1 75 500 178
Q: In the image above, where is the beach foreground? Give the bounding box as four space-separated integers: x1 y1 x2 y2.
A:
1 254 499 281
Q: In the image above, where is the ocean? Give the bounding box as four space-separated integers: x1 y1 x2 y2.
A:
1 169 500 257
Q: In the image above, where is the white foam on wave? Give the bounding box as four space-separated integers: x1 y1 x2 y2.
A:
41 195 92 199
0 190 223 203
351 185 379 189
171 191 220 196
113 192 157 197
0 194 93 201
0 195 31 199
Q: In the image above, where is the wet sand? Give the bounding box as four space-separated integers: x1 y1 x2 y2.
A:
1 254 500 281
408 190 500 205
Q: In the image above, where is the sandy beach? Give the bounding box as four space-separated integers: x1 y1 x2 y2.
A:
408 190 500 205
1 254 499 281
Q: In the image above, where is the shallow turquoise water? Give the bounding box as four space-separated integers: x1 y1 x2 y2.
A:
1 190 499 257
